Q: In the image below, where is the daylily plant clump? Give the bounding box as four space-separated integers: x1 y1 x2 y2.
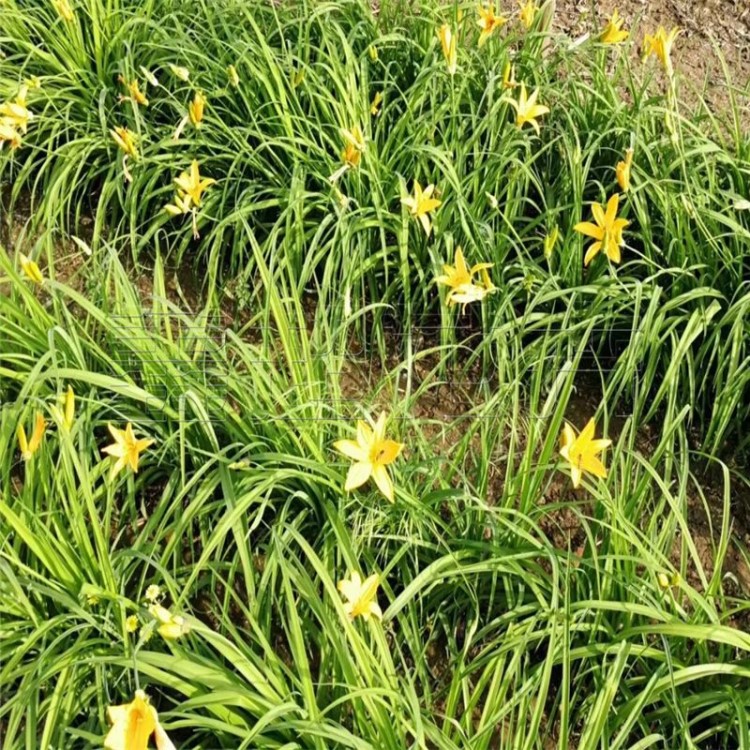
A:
6 0 744 748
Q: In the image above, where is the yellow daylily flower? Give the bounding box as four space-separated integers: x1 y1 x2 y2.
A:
52 0 74 21
600 8 629 44
102 423 154 479
188 91 205 126
518 0 538 29
502 61 518 90
125 615 139 633
0 121 22 150
370 91 383 116
0 86 32 133
616 147 634 191
574 193 630 265
643 26 680 73
477 4 507 47
436 247 495 310
559 418 611 489
25 76 42 90
337 571 382 620
149 604 189 640
543 225 559 259
168 64 190 81
50 385 75 433
111 126 138 159
401 180 442 237
368 45 379 61
120 78 148 107
104 690 175 750
173 160 216 208
19 253 44 284
17 412 46 461
504 82 549 134
334 412 404 502
341 125 365 168
227 64 240 87
437 24 458 75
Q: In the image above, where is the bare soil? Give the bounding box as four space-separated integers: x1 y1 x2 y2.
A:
554 0 750 111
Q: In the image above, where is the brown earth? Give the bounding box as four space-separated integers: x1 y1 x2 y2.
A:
553 0 750 106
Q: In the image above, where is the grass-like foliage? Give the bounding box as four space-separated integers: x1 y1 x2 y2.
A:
1 0 750 748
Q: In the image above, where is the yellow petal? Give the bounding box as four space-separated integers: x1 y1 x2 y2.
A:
371 464 394 502
334 439 368 462
573 222 604 240
356 420 373 447
28 412 46 453
579 454 608 478
584 242 603 266
337 577 360 603
345 461 372 491
579 418 597 442
154 722 176 750
605 193 620 224
375 439 403 465
17 424 28 457
372 412 388 443
102 442 126 458
606 241 622 264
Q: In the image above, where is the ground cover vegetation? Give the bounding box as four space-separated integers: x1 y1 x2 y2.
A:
1 0 750 747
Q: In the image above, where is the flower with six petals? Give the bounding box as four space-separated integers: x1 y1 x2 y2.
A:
573 193 630 265
435 247 495 311
334 412 404 502
337 571 382 620
643 26 680 74
600 9 629 44
401 180 442 236
102 423 154 480
504 82 549 134
559 418 611 489
477 4 507 47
